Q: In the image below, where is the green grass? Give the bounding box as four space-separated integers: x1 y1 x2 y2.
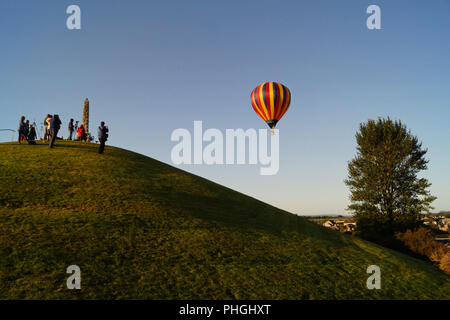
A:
0 141 449 299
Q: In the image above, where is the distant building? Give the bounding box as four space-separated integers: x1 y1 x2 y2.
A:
322 220 356 233
323 220 336 228
344 222 357 232
423 216 450 232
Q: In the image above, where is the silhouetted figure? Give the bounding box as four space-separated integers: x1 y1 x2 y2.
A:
68 119 74 140
27 124 37 144
49 114 62 148
18 116 27 144
24 120 30 138
45 114 52 141
98 122 109 154
43 114 50 141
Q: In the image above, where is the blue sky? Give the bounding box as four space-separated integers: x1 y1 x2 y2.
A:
0 0 449 215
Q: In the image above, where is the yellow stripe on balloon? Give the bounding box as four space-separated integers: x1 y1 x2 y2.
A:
251 89 265 120
279 87 291 119
258 84 270 121
268 82 275 119
275 82 284 120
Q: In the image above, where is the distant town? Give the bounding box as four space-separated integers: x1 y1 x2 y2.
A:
307 212 450 247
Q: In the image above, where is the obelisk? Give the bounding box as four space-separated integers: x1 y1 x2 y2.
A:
83 98 89 134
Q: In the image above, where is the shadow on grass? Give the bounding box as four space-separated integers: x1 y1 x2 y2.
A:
152 188 353 248
55 143 100 151
24 141 102 152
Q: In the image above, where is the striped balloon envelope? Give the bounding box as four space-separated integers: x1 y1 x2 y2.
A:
250 82 291 130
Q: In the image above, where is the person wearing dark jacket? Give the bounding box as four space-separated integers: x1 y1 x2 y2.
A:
27 124 37 144
98 122 109 154
18 116 27 144
24 120 30 139
49 114 62 148
68 119 74 140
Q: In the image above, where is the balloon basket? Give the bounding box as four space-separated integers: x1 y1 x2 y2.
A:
270 130 275 136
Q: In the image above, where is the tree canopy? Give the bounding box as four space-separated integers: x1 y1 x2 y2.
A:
345 118 436 246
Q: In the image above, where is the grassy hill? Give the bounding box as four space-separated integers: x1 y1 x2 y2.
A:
0 141 448 299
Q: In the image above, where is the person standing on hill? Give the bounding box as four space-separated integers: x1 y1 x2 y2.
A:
49 114 62 148
77 124 86 142
98 121 109 154
27 123 37 144
45 114 52 141
43 114 50 141
68 119 74 140
18 116 27 144
24 120 30 141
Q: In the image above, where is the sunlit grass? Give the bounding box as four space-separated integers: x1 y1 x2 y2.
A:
0 141 448 299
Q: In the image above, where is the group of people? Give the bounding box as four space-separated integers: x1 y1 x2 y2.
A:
42 114 62 148
44 115 84 142
19 115 109 154
66 118 87 142
17 116 37 144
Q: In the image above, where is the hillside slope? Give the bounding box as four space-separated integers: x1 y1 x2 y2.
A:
0 141 448 299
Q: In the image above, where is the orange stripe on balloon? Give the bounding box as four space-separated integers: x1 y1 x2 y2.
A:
251 88 266 121
258 84 270 121
274 83 284 120
254 86 268 121
268 82 275 119
272 83 279 120
278 86 291 120
274 82 281 120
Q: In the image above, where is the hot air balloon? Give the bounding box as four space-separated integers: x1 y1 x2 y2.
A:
251 82 291 134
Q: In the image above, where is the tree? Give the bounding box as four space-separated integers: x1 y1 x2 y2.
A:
83 98 89 135
345 118 436 246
